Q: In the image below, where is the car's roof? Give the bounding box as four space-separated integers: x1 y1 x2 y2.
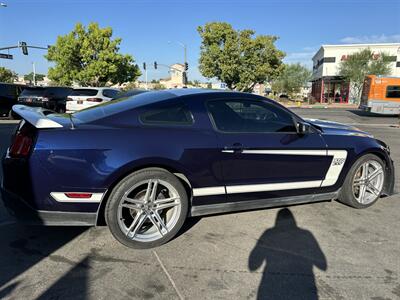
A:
166 88 228 96
73 87 119 91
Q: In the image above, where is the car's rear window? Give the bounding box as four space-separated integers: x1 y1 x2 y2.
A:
20 87 72 97
20 88 46 96
70 89 98 96
72 90 175 123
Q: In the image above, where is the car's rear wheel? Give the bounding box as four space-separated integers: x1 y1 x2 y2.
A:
105 168 188 249
338 154 385 208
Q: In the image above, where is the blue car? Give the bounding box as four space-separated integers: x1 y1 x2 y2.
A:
1 89 395 248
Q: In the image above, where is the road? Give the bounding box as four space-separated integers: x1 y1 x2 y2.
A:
0 109 399 299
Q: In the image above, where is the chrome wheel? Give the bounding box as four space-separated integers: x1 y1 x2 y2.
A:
117 179 181 242
352 160 384 205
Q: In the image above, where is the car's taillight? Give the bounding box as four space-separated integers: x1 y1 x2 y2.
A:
86 98 103 102
9 124 35 158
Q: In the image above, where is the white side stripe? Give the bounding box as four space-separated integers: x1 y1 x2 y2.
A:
321 150 348 187
192 149 349 196
241 150 327 156
192 186 225 197
226 180 322 194
50 192 104 203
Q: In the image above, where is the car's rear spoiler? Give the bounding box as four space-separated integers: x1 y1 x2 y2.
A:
12 105 63 129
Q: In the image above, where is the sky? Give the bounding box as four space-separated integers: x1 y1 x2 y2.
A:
0 0 399 82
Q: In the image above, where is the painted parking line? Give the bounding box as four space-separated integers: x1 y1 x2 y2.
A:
153 250 184 300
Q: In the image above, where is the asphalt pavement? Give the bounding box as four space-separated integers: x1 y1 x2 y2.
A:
0 109 399 299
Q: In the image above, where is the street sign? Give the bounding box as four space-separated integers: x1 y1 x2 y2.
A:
0 53 13 59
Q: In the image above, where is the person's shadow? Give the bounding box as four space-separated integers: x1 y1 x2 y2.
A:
249 208 327 299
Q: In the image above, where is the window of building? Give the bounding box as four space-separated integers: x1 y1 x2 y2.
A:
207 99 297 133
323 57 336 63
386 86 400 98
396 62 400 68
140 102 194 125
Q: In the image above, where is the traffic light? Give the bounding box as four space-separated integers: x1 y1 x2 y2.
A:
184 62 188 71
154 61 157 69
143 62 146 70
20 41 28 55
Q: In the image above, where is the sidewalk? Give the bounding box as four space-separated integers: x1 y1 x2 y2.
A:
283 103 358 109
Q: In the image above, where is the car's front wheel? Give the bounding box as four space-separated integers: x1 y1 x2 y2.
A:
338 154 385 208
105 168 188 249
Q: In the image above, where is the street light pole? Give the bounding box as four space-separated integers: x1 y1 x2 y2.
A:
32 62 36 86
168 41 188 87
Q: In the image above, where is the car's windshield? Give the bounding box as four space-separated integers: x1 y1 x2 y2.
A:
72 90 175 123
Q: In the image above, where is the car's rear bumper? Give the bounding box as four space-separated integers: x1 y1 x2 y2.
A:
1 187 97 226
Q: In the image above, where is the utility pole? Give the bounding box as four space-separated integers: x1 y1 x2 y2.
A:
168 41 188 87
32 62 36 86
143 62 148 90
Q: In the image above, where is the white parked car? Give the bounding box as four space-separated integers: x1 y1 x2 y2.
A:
66 87 120 113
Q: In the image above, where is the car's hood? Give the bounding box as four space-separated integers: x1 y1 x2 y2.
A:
305 118 374 138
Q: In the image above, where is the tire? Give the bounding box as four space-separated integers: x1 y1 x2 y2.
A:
338 154 385 208
105 168 188 249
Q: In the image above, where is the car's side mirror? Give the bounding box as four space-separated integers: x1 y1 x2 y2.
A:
296 121 311 135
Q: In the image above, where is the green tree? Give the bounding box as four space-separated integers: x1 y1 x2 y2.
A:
46 22 141 87
0 67 17 83
198 22 285 92
123 81 138 91
271 64 311 98
152 83 165 90
338 48 391 102
24 72 46 83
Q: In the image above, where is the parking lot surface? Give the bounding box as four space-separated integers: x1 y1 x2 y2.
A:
0 109 399 299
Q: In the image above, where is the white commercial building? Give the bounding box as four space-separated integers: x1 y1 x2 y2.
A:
310 43 400 103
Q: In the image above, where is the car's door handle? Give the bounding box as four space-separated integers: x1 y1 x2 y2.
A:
224 143 244 154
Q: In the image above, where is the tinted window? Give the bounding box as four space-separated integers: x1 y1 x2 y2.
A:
72 91 175 123
71 89 98 96
20 88 46 97
46 87 73 97
207 99 296 133
386 86 400 98
0 84 17 97
20 87 72 98
102 89 119 98
140 102 193 125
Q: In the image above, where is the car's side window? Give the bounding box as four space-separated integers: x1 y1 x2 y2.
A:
207 99 296 133
103 89 119 98
140 102 194 125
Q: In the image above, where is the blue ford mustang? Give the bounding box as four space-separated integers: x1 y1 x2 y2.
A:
1 89 395 248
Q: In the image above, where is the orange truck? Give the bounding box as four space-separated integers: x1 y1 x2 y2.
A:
360 75 400 115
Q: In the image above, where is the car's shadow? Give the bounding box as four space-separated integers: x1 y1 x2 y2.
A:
0 223 87 298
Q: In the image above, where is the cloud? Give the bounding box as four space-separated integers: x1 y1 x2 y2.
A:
340 34 400 44
284 50 316 68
